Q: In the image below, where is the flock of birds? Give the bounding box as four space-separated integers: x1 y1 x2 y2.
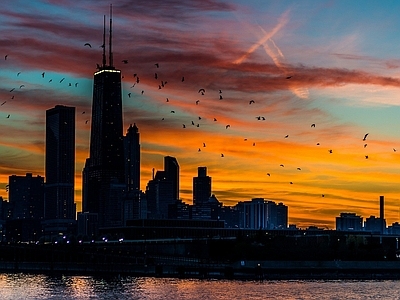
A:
2 44 399 199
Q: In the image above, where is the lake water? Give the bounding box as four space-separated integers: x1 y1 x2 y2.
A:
1 273 400 299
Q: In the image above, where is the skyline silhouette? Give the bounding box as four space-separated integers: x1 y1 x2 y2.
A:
1 1 400 228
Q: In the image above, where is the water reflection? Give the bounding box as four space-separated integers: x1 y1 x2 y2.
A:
1 274 400 299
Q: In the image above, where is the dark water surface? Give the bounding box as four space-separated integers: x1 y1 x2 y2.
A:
1 273 400 299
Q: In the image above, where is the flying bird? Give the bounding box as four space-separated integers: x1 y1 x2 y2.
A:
85 120 89 124
329 149 333 153
311 123 315 127
181 76 185 82
155 63 159 68
166 98 169 102
17 72 21 76
253 142 256 146
155 73 158 79
219 95 223 100
171 110 175 113
213 118 217 121
60 78 65 83
297 168 301 170
158 85 162 89
4 54 8 60
195 100 200 105
198 148 201 152
141 90 144 94
1 101 6 106
221 153 224 157
363 133 369 141
9 88 15 92
365 155 369 159
81 111 85 114
84 43 92 48
284 135 289 138
225 125 230 129
219 89 222 93
316 143 320 146
198 88 205 95
280 164 284 167
203 143 206 147
122 60 128 64
290 182 293 184
75 83 78 87
6 114 10 118
191 121 195 125
267 173 270 176
249 100 255 104
182 124 186 128
198 116 201 120
128 93 131 98
364 144 367 148
19 85 24 88
286 76 292 79
48 79 52 83
394 148 397 152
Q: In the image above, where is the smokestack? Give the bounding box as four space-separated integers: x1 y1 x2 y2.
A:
380 195 384 234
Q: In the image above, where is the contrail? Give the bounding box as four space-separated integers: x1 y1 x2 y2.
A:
233 10 290 64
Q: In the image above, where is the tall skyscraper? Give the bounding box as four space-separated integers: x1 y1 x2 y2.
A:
82 10 125 227
124 123 140 192
45 105 75 220
164 156 179 201
193 166 211 205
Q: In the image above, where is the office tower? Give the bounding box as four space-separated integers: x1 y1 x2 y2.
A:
82 11 125 227
193 167 211 205
335 212 363 231
164 156 179 201
380 195 385 234
124 123 140 192
45 105 76 220
145 156 180 219
8 173 44 220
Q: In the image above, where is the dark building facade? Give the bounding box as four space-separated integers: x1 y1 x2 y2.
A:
82 14 125 227
146 156 180 219
8 173 44 220
45 105 76 220
193 166 211 206
124 123 140 193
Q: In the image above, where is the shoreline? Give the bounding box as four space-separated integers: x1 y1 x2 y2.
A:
2 260 400 280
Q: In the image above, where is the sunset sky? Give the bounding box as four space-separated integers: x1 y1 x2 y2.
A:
1 1 400 228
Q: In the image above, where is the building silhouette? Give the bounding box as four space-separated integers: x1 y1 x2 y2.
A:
335 212 363 231
8 173 44 220
45 105 76 220
193 167 211 205
82 12 125 227
124 123 140 193
146 156 180 219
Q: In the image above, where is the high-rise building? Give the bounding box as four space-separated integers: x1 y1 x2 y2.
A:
164 156 179 201
8 173 44 220
124 123 140 192
45 105 76 220
193 167 211 205
82 11 125 227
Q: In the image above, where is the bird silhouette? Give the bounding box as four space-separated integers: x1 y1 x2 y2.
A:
394 148 397 152
316 143 320 145
365 155 369 159
286 76 292 79
9 88 14 92
182 124 186 128
196 124 199 127
5 54 8 60
249 100 255 104
158 85 162 89
253 142 256 146
329 149 333 153
191 121 195 125
181 76 185 82
133 73 137 77
84 43 92 48
311 124 315 127
75 83 78 87
136 77 140 83
128 93 131 98
166 98 169 102
280 164 284 167
17 72 21 76
221 153 224 157
297 167 301 170
256 116 261 120
11 96 14 100
81 111 85 114
198 148 201 152
364 144 367 148
141 90 144 94
171 110 175 113
290 182 293 184
203 143 206 147
219 95 223 100
122 60 128 64
68 83 72 86
85 120 89 124
219 89 222 93
363 133 369 141
267 173 270 176
195 100 200 105
48 79 52 83
213 118 217 121
198 116 201 120
198 88 205 94
60 78 65 83
1 101 6 106
19 85 24 88
155 63 159 68
284 135 289 138
6 114 10 118
155 73 158 79
226 125 230 129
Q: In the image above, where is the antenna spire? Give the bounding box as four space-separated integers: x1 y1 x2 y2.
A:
102 15 106 67
108 4 113 67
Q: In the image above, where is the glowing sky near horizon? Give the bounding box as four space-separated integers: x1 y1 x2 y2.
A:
2 0 400 228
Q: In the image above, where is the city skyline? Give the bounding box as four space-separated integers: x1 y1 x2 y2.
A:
2 1 400 228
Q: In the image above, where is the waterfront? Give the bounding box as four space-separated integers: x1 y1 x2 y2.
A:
1 274 400 299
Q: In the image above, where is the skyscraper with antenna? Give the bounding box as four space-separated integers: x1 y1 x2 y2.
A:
82 5 125 227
